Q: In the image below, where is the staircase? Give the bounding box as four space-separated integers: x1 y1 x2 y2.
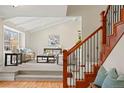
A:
63 5 124 88
15 70 62 81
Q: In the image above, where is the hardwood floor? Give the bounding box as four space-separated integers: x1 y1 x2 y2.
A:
0 81 63 88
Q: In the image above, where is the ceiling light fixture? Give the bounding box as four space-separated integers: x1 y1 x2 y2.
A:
12 5 19 8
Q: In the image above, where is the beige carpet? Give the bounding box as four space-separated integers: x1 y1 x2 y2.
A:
0 81 63 88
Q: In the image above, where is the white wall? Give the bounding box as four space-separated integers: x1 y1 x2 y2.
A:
67 5 107 39
19 32 25 48
0 19 4 66
25 31 31 48
103 34 124 75
28 18 82 55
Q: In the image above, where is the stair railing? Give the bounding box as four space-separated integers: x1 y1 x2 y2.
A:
103 5 124 46
63 26 102 87
63 5 124 88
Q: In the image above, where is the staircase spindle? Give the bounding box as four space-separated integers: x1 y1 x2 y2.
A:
93 35 96 65
111 6 114 34
113 6 116 24
108 7 111 36
91 37 93 72
110 6 112 35
108 8 111 46
76 50 77 80
81 45 84 79
86 40 89 73
90 38 92 73
84 42 86 74
115 5 117 23
69 55 72 87
79 47 81 80
72 64 75 87
116 5 118 22
96 32 99 65
117 5 120 22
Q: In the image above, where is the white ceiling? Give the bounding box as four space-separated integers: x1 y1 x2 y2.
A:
1 5 80 33
0 5 67 19
4 17 80 32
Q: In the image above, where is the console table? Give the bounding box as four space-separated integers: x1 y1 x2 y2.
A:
37 55 56 63
5 53 22 66
44 48 62 64
44 48 62 54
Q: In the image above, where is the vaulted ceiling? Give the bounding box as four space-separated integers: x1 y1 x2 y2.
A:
4 17 80 32
0 5 80 33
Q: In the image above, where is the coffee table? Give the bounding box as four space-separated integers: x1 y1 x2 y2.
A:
37 55 56 63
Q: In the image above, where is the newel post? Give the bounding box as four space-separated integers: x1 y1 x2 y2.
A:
120 8 124 22
100 11 106 45
63 49 68 88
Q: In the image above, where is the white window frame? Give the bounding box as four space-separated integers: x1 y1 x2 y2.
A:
3 25 25 52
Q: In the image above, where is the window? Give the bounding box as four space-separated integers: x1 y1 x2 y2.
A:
4 26 25 52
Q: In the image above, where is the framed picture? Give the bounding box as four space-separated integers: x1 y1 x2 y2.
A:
48 35 60 47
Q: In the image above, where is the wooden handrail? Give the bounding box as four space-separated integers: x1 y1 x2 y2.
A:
67 26 102 55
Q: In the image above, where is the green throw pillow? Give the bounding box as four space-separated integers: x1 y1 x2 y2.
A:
102 68 124 88
107 68 118 79
117 75 124 80
93 66 107 87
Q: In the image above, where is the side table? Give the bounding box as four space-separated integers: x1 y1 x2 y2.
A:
5 53 22 66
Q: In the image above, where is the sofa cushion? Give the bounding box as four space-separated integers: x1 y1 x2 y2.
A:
26 49 32 53
20 48 32 53
102 68 124 88
107 68 118 79
93 66 107 87
117 75 124 80
102 77 124 88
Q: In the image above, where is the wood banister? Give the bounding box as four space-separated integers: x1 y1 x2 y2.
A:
67 26 102 55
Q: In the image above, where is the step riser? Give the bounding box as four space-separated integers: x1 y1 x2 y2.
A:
16 70 63 81
15 77 62 81
18 71 62 76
